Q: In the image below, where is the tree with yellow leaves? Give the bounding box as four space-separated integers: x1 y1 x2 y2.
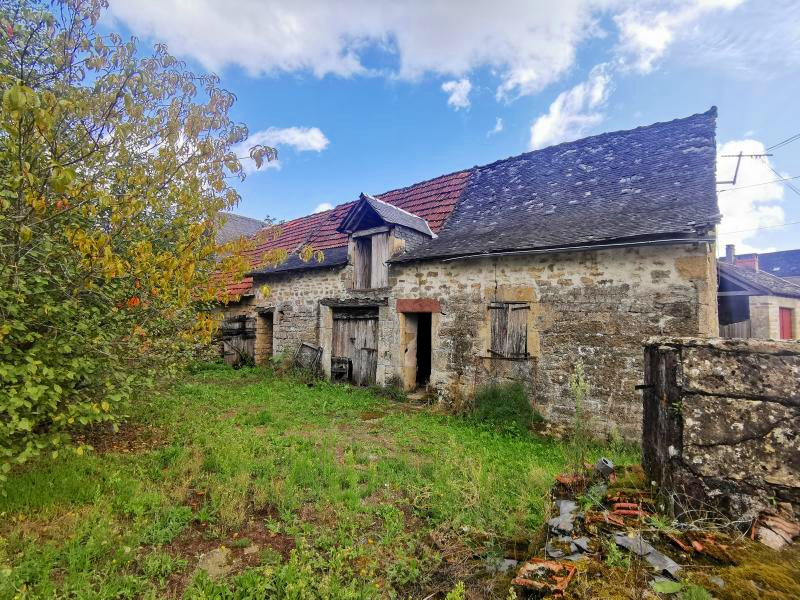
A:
0 0 276 479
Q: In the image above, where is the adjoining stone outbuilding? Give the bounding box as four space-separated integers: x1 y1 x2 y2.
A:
218 109 722 440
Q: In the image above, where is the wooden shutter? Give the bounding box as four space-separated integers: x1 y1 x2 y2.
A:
507 304 529 356
489 302 528 357
354 238 372 288
489 303 508 356
371 232 389 288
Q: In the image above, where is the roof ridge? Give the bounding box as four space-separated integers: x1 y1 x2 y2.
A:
363 192 428 222
219 211 266 225
375 168 472 199
244 108 716 240
475 107 717 173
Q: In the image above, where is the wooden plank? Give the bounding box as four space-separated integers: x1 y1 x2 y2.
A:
507 304 529 356
371 232 389 288
490 304 509 356
719 320 752 339
354 238 372 288
352 225 390 238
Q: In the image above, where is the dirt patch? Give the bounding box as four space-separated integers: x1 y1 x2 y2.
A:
73 421 166 454
360 410 386 421
162 506 294 597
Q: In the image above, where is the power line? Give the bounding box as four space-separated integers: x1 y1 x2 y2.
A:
719 219 800 235
767 132 800 152
717 174 800 193
762 161 800 198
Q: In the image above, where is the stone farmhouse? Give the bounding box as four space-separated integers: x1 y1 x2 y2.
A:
718 245 800 340
219 109 721 439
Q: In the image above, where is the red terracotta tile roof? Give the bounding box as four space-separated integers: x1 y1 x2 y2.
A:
220 169 471 299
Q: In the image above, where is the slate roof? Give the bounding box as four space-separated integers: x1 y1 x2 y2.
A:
222 109 720 297
719 262 800 299
338 193 434 236
249 246 349 275
736 249 800 279
393 108 720 263
215 212 265 245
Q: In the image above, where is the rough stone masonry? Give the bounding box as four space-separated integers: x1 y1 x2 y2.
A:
642 337 800 521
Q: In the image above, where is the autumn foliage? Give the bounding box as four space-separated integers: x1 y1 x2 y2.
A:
0 1 275 479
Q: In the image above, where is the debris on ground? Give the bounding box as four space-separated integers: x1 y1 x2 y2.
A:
754 513 800 550
195 546 232 580
511 460 799 599
512 558 576 596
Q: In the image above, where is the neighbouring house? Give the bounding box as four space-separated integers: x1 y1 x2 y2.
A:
733 248 800 284
718 244 800 340
215 212 266 245
218 109 721 439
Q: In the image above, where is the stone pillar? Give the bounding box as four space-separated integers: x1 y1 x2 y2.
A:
642 337 800 521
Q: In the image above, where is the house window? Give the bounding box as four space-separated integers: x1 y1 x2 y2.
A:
353 232 389 289
489 302 529 357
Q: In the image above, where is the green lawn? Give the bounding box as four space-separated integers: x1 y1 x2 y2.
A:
1 364 636 599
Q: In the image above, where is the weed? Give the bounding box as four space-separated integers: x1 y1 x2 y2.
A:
142 505 193 545
566 359 592 475
682 584 713 600
369 374 407 402
603 538 630 569
445 581 466 600
470 382 533 434
578 483 607 512
139 550 187 585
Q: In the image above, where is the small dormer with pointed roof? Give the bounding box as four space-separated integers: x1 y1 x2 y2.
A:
337 192 435 290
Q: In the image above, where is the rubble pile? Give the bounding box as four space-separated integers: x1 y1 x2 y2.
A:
511 459 799 598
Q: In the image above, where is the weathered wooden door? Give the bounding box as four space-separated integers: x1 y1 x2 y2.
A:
779 307 794 339
332 308 379 385
220 316 256 366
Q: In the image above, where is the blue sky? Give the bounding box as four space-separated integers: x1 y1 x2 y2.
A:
104 0 800 254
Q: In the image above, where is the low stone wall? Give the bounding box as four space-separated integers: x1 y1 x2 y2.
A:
642 337 800 521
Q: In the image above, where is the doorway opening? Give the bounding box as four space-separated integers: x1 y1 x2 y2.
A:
256 310 274 365
402 312 432 391
415 312 432 387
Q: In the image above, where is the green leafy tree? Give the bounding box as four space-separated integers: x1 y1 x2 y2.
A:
0 0 276 480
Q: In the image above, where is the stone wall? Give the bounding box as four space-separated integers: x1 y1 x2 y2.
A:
387 243 718 439
218 265 352 359
642 337 800 521
749 295 800 340
218 241 717 440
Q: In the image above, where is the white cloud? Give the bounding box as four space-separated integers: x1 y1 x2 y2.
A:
528 64 612 150
232 126 329 174
249 127 329 153
716 139 785 254
487 117 504 137
613 0 744 73
673 0 800 80
313 202 333 213
441 78 472 109
106 0 603 101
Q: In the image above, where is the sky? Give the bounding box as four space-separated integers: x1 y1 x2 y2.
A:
103 0 800 255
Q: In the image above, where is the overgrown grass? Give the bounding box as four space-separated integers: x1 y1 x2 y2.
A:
469 382 539 434
1 364 638 598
